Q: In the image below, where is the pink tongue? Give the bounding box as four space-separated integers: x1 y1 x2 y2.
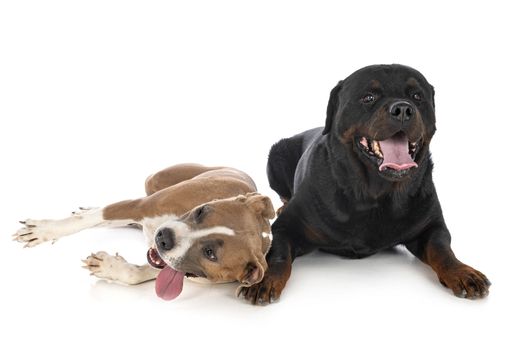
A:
378 134 418 171
155 266 184 301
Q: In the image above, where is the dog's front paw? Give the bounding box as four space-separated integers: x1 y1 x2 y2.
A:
438 264 491 299
13 219 59 247
238 273 287 306
82 251 129 283
237 263 291 305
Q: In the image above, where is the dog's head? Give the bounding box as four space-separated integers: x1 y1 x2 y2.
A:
147 193 275 300
323 64 435 183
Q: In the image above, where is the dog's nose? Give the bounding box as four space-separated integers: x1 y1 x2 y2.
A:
155 227 175 251
389 101 414 123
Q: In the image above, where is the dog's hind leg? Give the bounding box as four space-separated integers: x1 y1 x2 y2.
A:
13 206 137 248
267 139 300 204
82 251 159 285
144 163 223 195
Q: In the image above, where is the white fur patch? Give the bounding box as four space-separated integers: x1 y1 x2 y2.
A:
83 251 159 285
156 221 235 266
186 276 215 284
14 207 133 247
261 231 273 241
141 214 179 246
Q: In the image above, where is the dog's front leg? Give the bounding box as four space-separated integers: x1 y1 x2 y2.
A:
237 209 307 305
83 251 159 285
405 222 491 299
13 196 151 247
13 207 133 247
238 234 293 305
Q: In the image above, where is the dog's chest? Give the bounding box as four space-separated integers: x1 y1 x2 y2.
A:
320 199 423 253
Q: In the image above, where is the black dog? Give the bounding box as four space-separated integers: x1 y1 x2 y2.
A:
239 64 490 304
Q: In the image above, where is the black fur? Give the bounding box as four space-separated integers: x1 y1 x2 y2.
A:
240 64 490 304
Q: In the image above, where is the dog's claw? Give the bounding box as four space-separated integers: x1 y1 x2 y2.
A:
89 254 103 262
83 251 133 284
456 289 467 298
257 297 269 306
239 269 288 306
439 264 490 300
78 206 95 211
13 218 65 247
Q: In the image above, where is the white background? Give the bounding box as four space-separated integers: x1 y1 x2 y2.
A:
1 1 523 349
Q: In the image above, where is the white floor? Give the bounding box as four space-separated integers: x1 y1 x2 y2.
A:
2 202 519 349
2 1 524 349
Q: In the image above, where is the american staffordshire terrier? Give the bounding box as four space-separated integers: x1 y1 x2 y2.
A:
14 164 275 300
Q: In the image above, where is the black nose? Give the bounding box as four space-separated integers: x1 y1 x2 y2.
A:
155 227 175 251
389 101 414 123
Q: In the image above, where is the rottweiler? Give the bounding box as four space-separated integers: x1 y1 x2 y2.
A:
239 64 491 304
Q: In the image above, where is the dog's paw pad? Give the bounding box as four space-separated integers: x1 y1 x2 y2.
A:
82 252 129 282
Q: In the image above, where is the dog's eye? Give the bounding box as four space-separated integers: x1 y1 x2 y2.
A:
412 92 422 101
203 247 217 262
362 94 375 104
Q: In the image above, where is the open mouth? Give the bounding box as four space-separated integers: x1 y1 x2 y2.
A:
357 132 420 178
147 247 167 269
147 248 203 301
147 247 200 278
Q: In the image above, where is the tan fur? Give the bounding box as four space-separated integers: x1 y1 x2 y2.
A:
102 164 273 287
158 193 274 284
103 165 257 222
15 163 274 289
144 163 256 195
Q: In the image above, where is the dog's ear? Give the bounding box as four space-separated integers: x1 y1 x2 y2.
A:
322 80 344 135
244 193 275 220
240 258 266 286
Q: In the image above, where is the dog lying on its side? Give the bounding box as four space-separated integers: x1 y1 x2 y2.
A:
14 164 275 300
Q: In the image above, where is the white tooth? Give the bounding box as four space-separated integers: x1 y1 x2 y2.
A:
372 141 383 157
372 141 378 152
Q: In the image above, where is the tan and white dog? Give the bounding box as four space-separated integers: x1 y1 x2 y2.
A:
13 164 275 300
